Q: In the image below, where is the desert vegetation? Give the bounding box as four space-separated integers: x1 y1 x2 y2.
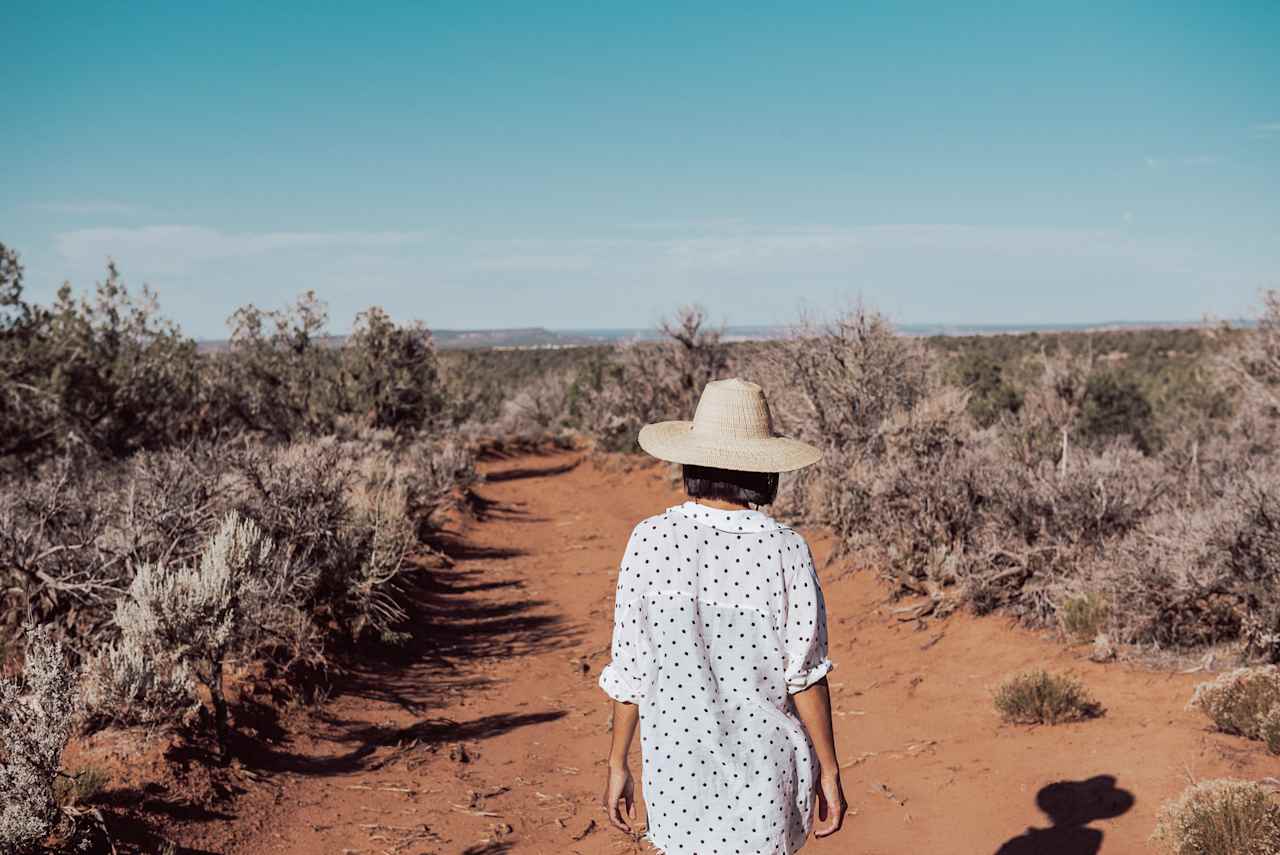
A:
992 670 1103 725
0 243 481 849
4 234 1280 850
1188 667 1280 754
1152 779 1280 855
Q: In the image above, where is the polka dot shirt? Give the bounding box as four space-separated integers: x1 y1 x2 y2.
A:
599 501 834 855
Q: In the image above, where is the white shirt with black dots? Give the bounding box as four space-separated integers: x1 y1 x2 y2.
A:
599 501 834 855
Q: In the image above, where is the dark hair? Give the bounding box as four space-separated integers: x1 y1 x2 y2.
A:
682 464 779 506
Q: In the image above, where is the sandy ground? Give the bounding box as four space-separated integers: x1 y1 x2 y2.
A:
141 449 1276 855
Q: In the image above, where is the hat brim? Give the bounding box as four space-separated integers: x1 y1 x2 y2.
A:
637 421 823 473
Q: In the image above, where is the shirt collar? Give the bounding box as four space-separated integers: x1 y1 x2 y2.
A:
672 500 783 533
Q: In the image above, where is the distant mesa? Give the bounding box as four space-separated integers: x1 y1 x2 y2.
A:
194 319 1227 353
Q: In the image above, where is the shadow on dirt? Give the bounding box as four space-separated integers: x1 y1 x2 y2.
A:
484 456 582 482
97 787 236 823
994 775 1135 855
233 481 582 779
250 709 568 776
461 842 516 855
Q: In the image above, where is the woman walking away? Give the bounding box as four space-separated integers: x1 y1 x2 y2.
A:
598 378 847 855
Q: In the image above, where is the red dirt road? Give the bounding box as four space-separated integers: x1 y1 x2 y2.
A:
165 450 1275 854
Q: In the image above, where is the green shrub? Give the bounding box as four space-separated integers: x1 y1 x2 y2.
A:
1152 779 1280 855
342 306 446 434
993 670 1102 724
1059 593 1111 642
0 247 203 465
953 349 1023 427
1080 371 1158 452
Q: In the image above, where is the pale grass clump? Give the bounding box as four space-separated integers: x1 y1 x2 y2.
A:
993 670 1102 725
82 638 199 729
1188 667 1280 754
114 512 273 759
0 624 79 853
404 436 478 526
344 453 416 640
1152 779 1280 855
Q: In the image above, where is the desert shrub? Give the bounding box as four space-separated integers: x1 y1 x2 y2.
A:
0 623 80 852
986 442 1165 553
993 670 1102 724
341 451 417 640
341 306 446 434
747 305 934 528
1080 371 1158 453
103 444 233 567
492 369 575 438
230 435 447 649
405 437 478 528
0 249 203 466
215 291 342 438
233 440 365 647
1099 471 1280 659
81 638 199 730
1059 592 1111 642
742 307 1164 626
1188 667 1280 751
575 305 729 452
0 444 231 645
0 245 57 467
1152 779 1280 855
952 348 1024 427
0 457 126 641
113 512 275 759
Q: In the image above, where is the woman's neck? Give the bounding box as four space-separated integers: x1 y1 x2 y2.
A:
690 497 752 511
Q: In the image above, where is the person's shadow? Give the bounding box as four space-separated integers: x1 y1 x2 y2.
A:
994 775 1135 855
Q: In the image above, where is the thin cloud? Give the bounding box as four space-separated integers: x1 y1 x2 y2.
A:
55 225 435 274
1251 121 1280 139
466 223 1198 278
1144 155 1221 168
35 200 141 216
52 221 1205 294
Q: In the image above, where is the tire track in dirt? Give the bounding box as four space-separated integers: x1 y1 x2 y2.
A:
172 450 1276 855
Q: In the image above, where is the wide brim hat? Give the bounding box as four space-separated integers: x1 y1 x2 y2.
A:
637 378 822 473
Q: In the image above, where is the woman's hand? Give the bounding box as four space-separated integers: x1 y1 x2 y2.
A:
814 772 848 837
601 763 638 833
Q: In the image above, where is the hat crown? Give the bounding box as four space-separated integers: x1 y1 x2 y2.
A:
690 378 774 441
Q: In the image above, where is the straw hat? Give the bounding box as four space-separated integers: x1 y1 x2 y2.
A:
637 378 822 473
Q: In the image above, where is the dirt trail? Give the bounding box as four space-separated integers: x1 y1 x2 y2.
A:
169 450 1274 855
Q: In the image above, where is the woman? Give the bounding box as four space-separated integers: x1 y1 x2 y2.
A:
598 378 847 854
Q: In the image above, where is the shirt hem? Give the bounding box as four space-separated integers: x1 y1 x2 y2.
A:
645 827 809 855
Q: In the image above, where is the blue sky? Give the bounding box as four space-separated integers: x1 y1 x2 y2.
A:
4 1 1278 337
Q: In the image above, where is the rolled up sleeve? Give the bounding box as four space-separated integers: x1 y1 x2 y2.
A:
598 529 655 704
783 540 833 694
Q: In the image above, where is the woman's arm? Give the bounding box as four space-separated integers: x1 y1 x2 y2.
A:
791 676 847 837
608 698 639 768
602 699 640 832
